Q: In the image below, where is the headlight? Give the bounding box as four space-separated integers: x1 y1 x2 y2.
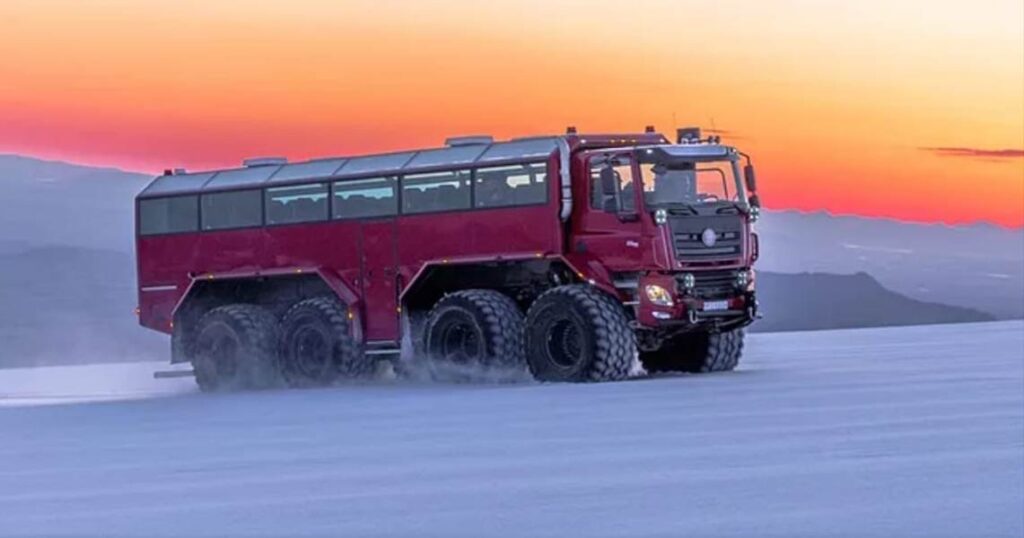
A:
644 284 674 307
654 209 668 225
681 273 696 290
735 270 751 289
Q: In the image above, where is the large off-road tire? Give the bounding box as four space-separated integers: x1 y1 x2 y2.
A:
639 329 745 374
191 304 280 392
278 296 372 388
422 289 525 380
524 285 635 382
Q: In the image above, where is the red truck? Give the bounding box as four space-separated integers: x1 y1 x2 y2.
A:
136 127 761 389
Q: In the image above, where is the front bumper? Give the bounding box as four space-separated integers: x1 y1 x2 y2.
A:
635 272 758 330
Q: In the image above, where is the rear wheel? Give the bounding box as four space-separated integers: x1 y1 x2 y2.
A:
278 296 371 387
422 290 525 381
524 285 635 382
192 304 280 392
639 329 745 374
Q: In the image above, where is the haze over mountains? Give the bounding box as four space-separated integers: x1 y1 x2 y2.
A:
0 154 1018 366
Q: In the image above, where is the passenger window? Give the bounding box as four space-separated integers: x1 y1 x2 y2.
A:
200 189 262 231
402 170 471 214
139 195 198 235
265 183 328 225
332 177 398 219
589 158 636 213
474 163 548 208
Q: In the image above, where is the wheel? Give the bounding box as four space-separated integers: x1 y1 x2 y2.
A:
524 285 635 382
422 290 525 381
278 296 372 387
191 304 280 391
639 329 744 374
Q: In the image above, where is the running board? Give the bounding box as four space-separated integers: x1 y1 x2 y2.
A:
153 369 195 379
365 340 401 356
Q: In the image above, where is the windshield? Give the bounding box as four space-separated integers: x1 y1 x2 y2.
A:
639 159 746 208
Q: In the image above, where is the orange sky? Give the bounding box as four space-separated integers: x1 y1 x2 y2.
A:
1 0 1022 226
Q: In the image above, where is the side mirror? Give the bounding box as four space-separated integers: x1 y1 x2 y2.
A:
744 164 758 193
600 166 619 197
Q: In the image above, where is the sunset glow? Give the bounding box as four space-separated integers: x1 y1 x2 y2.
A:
2 0 1022 226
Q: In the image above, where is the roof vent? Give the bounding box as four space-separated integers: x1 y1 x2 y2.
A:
243 157 287 167
445 135 493 147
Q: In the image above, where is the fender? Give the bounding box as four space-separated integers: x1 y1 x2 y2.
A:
172 266 365 343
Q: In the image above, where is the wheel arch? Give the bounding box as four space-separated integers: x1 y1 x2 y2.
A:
170 269 363 364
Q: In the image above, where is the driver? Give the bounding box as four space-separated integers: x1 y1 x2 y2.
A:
651 163 698 202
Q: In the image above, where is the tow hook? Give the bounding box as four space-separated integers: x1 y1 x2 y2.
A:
687 309 698 324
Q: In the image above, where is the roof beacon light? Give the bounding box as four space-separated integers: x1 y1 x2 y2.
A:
566 126 578 135
676 127 702 144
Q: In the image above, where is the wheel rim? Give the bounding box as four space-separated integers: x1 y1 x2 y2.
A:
432 311 484 363
289 325 331 380
545 318 584 368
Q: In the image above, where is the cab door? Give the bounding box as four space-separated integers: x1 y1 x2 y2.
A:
573 151 644 270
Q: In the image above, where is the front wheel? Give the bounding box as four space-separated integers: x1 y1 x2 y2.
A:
524 285 635 382
639 329 745 374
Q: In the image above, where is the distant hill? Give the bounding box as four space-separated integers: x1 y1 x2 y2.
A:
0 154 152 253
756 210 1024 319
751 271 994 332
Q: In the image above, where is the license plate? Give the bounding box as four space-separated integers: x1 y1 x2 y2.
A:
703 300 729 312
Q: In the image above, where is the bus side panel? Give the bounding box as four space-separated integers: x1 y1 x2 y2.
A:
261 220 364 298
196 228 265 277
137 234 200 333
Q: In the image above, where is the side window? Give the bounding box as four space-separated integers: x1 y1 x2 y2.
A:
589 157 636 212
200 189 262 231
265 183 328 225
332 177 397 219
474 163 548 208
139 195 198 235
402 170 471 214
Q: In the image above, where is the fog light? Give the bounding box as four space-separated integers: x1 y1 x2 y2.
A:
644 284 674 307
681 273 696 290
654 209 668 225
735 270 750 288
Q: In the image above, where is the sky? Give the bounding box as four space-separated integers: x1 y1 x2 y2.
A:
1 0 1022 227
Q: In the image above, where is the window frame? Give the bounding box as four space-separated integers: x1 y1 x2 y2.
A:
472 162 550 210
587 153 638 214
137 194 200 237
399 169 474 216
264 182 330 227
199 188 265 232
331 176 400 221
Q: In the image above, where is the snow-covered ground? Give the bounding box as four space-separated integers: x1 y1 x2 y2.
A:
1 321 1021 537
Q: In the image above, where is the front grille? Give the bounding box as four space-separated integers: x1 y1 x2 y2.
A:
676 270 737 299
669 215 743 263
